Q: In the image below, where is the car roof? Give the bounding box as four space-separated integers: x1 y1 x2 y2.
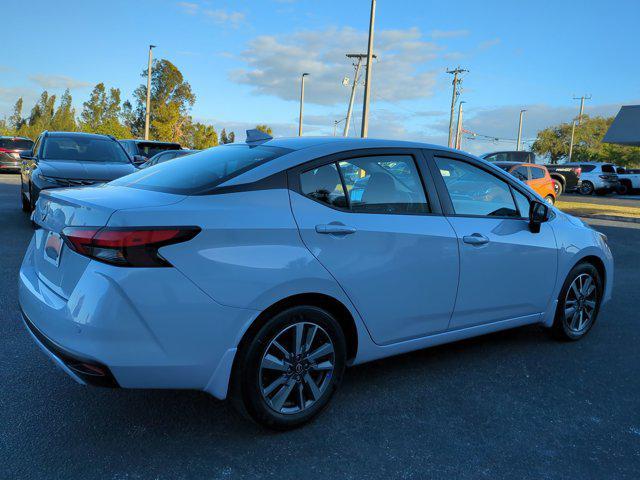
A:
251 136 459 153
46 131 114 140
494 161 542 168
0 136 32 140
120 139 181 145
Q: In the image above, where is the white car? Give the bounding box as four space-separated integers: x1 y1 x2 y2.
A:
615 166 640 194
19 132 614 429
565 162 619 195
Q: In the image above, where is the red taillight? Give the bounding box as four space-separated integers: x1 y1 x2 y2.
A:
576 167 582 177
0 148 14 153
61 227 200 267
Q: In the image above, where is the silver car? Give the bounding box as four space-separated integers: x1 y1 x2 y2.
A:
565 162 619 195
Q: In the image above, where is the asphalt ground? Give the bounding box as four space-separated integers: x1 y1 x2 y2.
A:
1 173 638 479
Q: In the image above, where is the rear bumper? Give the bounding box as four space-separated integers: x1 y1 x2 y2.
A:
18 236 259 399
0 160 20 172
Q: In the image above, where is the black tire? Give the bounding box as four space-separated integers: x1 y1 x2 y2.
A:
579 181 594 195
618 181 631 195
232 305 346 430
552 179 563 196
551 262 603 341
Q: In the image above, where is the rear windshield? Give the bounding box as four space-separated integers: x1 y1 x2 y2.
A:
43 136 129 163
111 144 291 194
135 142 181 158
601 164 615 173
0 138 33 150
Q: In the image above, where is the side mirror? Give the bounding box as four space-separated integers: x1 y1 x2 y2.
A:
131 155 147 166
19 150 33 160
529 200 550 233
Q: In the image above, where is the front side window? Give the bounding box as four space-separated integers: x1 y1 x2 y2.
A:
512 188 531 218
300 163 347 208
43 136 130 163
337 155 428 214
112 144 291 194
435 156 519 217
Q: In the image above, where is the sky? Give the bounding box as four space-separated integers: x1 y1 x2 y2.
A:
1 0 639 154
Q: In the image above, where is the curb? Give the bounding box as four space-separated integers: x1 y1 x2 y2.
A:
576 214 640 224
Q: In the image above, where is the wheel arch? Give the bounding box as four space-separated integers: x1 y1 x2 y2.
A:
549 173 566 186
574 254 606 291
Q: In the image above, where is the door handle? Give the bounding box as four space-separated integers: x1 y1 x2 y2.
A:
463 233 489 245
315 224 357 235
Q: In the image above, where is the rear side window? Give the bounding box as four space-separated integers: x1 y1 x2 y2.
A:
135 142 181 159
112 144 291 194
338 155 428 214
580 164 596 173
0 138 33 150
300 163 347 208
601 164 615 173
435 157 519 217
530 167 546 179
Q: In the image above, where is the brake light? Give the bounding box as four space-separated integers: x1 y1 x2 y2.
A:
576 167 582 177
61 227 200 267
0 148 14 153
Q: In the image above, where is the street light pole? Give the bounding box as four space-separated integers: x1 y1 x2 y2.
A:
516 109 526 151
344 55 363 137
298 73 309 136
360 0 376 138
144 44 156 141
446 67 468 148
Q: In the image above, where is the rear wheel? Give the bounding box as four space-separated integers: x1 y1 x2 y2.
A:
232 306 346 430
551 262 602 341
552 179 563 196
580 181 594 195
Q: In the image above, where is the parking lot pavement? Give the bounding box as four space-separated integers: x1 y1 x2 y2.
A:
1 173 639 480
561 192 640 206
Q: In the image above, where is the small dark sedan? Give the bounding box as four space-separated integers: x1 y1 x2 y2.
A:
142 149 199 168
0 136 34 173
20 131 143 212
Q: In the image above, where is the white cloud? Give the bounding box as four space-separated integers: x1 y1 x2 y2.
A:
478 38 501 50
177 2 245 28
430 29 470 39
29 74 91 90
231 26 442 106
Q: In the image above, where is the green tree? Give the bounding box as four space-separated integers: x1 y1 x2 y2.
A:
132 59 195 143
189 122 218 149
80 83 130 138
9 98 24 133
51 89 77 132
255 124 273 136
533 115 640 167
19 91 57 138
0 118 11 136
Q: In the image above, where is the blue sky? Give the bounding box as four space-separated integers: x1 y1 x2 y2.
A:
2 0 639 153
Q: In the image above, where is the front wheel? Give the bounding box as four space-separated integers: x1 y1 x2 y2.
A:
232 306 346 430
551 262 602 341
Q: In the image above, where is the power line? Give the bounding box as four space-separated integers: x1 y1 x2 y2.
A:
446 67 468 148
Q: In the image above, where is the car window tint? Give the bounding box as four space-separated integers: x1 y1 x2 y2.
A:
512 166 528 182
530 166 545 179
0 138 33 150
43 136 129 163
337 155 429 214
512 188 530 217
601 164 615 173
300 163 347 208
435 157 519 217
580 164 596 173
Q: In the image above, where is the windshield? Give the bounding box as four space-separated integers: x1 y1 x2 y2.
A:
0 138 33 150
111 144 291 194
43 136 129 163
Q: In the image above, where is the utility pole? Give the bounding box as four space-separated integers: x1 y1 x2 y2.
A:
455 101 465 150
447 67 468 148
144 44 156 140
360 0 376 138
573 94 592 125
298 73 309 136
568 120 576 161
516 109 526 151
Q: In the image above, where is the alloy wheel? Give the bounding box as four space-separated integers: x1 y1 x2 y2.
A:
564 273 598 334
259 321 335 415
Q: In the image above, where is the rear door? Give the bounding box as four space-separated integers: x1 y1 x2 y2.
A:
427 151 557 329
288 148 459 345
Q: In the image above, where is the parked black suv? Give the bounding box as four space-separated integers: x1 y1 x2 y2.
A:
0 136 34 173
118 139 181 160
20 131 142 212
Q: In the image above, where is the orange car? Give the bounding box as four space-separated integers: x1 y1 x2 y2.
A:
494 162 556 205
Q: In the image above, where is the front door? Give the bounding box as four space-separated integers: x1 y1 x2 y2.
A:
430 154 558 330
288 151 459 345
